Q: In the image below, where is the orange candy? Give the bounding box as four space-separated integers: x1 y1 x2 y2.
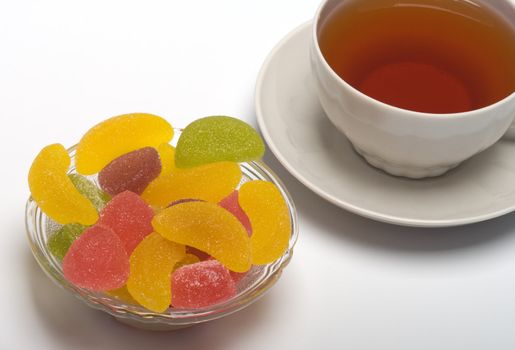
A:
75 113 173 175
127 232 185 312
239 180 291 265
107 286 139 305
152 202 251 273
142 145 241 207
28 144 98 225
174 253 201 270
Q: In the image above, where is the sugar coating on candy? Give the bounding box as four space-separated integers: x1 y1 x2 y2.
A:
142 144 241 207
63 225 129 291
127 232 185 312
75 113 173 175
98 147 161 196
207 256 248 283
142 146 241 207
156 143 175 176
171 260 237 309
140 143 174 194
175 116 265 168
219 191 252 236
140 143 176 208
98 191 154 254
69 174 110 211
174 253 201 270
239 180 291 265
186 246 211 261
47 224 87 261
152 202 251 272
108 286 139 305
168 198 202 207
28 144 98 225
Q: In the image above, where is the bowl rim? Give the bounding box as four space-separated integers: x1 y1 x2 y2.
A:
25 143 298 326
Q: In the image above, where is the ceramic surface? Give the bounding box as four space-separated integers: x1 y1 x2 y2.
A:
310 0 515 178
256 22 515 227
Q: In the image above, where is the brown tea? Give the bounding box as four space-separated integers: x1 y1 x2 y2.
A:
318 0 515 113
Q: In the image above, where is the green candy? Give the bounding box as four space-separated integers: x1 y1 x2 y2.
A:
47 223 87 260
175 116 265 168
68 174 110 211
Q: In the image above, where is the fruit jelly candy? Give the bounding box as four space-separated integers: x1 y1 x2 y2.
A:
171 260 237 309
186 246 211 261
63 225 129 291
175 116 265 168
207 256 247 283
219 191 252 236
239 180 291 265
28 144 98 225
98 191 154 254
142 160 241 208
98 147 161 196
69 174 110 211
75 113 173 175
168 198 202 207
107 286 139 305
156 143 175 176
152 201 251 273
127 232 185 312
174 253 201 270
47 223 87 261
139 143 175 209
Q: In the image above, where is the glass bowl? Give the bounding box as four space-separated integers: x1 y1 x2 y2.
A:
25 137 298 331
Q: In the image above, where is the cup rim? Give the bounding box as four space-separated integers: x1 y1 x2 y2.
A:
312 0 515 120
25 142 299 327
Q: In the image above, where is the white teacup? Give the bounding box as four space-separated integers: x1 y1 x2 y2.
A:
311 0 515 179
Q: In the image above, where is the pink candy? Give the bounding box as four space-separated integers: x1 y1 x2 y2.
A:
98 191 154 254
171 260 237 309
98 147 161 196
63 225 129 291
219 190 252 236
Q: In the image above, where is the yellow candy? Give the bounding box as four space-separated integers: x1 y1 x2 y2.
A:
127 232 185 312
239 180 291 265
152 202 251 272
107 286 139 305
75 113 173 175
142 145 241 207
156 143 175 176
174 253 201 270
28 144 98 225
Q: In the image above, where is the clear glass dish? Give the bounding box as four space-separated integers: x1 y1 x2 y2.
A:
25 137 298 331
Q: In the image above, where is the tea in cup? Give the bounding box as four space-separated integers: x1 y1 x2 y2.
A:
311 0 515 178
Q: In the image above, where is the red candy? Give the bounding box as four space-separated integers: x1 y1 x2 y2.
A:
206 255 247 283
98 191 154 254
219 191 252 236
98 147 161 196
63 225 129 291
171 260 237 309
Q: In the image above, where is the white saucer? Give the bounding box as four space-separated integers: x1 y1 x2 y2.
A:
255 21 515 227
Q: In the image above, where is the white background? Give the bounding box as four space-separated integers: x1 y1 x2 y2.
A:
2 0 515 349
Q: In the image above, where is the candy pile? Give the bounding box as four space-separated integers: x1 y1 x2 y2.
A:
28 113 292 312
